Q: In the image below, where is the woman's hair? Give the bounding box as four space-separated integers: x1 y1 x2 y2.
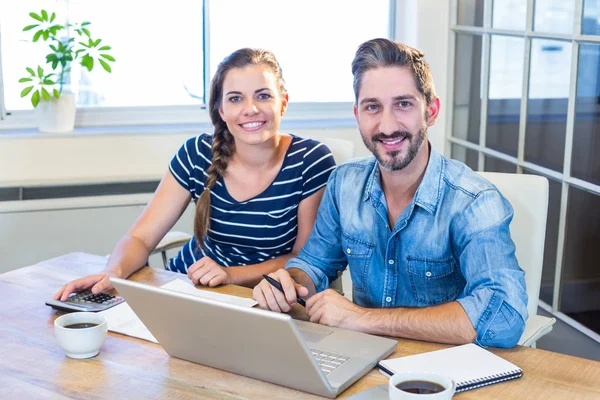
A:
194 48 287 248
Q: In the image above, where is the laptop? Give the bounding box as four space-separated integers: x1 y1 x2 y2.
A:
110 277 397 398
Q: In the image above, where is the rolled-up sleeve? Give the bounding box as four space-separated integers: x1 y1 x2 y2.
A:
286 169 347 292
453 190 528 348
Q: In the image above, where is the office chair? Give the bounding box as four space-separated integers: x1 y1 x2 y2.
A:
151 137 357 274
478 172 556 347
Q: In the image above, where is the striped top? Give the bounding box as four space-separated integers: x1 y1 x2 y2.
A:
167 133 336 273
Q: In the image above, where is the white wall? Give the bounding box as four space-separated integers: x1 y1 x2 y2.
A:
0 126 368 186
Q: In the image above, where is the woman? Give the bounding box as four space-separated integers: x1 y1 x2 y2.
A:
54 48 335 301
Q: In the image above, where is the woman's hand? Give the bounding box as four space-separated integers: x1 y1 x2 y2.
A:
53 271 118 302
187 256 231 287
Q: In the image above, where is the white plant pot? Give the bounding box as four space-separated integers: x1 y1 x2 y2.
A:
36 92 76 134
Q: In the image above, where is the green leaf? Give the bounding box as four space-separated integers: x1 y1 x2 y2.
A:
50 12 56 23
23 24 39 32
29 12 43 22
19 78 33 83
82 55 94 71
99 59 112 73
98 46 111 51
52 60 59 70
78 41 89 48
26 67 35 76
83 27 91 37
21 86 34 97
41 10 48 21
81 21 91 26
100 54 115 62
41 88 51 101
54 89 61 99
94 38 101 47
37 66 43 78
43 31 49 41
43 79 55 85
32 90 41 107
49 44 58 52
33 30 43 42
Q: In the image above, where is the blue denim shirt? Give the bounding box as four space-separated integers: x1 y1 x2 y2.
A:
286 147 528 348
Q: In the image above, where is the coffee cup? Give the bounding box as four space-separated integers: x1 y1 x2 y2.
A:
389 371 455 399
54 312 108 359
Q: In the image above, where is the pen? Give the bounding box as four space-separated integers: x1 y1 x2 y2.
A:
262 274 306 307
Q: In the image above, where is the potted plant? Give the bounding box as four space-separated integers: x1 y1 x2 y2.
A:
18 10 115 133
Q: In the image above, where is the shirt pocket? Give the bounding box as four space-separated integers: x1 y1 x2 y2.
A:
407 257 461 305
341 235 374 293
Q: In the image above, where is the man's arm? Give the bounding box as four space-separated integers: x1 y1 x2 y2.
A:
305 291 476 345
253 169 347 311
352 301 476 344
306 189 527 348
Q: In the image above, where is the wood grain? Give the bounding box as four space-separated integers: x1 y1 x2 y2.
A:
1 252 599 399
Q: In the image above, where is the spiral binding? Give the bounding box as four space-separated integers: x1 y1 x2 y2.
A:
456 369 523 393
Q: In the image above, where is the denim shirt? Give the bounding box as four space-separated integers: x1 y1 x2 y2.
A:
286 147 528 348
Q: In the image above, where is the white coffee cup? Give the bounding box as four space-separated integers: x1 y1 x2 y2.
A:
54 312 108 359
389 371 456 399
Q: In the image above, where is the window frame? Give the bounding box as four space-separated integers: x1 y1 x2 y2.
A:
0 0 396 131
446 0 600 343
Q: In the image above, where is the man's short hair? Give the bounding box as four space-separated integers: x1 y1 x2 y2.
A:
351 38 437 106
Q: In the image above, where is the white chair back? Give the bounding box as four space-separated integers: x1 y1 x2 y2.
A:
477 172 549 319
318 137 356 164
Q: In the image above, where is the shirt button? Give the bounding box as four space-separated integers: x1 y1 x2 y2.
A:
425 271 432 277
386 297 392 302
346 248 351 254
388 259 394 265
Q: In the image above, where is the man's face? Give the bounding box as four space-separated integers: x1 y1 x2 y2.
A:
354 66 438 172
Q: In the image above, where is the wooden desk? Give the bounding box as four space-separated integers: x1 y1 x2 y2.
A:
1 253 599 399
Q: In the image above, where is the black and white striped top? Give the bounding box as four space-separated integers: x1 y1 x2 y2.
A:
167 133 336 273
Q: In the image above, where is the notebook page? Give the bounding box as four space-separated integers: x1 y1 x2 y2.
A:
379 343 521 385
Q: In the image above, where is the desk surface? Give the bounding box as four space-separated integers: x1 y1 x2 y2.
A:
1 252 599 399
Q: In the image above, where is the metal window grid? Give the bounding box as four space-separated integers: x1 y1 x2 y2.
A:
447 0 600 342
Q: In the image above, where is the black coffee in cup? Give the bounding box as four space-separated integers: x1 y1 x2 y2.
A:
64 322 99 329
395 380 446 394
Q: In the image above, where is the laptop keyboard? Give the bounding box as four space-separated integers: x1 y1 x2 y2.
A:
310 348 349 375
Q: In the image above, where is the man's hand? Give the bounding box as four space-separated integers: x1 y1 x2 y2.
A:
187 256 231 287
306 289 366 330
253 269 309 313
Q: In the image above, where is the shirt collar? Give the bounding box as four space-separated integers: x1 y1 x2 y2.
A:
363 143 444 214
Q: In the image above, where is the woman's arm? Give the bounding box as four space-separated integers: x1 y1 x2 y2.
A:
188 187 326 288
55 171 191 300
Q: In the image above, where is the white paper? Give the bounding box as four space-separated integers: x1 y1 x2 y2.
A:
99 302 158 343
160 279 258 308
100 279 257 343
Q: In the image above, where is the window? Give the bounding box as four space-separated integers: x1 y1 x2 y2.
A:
449 0 600 339
209 0 389 103
0 0 392 128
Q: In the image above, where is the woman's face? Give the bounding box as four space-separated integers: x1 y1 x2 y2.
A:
219 64 288 147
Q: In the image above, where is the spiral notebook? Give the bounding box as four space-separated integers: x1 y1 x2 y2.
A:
378 343 523 393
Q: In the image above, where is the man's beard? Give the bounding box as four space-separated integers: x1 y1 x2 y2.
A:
361 125 427 172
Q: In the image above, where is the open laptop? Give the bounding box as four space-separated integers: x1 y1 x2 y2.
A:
110 277 397 398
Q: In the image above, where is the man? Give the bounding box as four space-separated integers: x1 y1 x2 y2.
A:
253 38 527 348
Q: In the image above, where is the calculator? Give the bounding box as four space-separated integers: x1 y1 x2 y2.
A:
45 290 124 312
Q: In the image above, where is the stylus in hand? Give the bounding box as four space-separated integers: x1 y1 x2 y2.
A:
262 274 306 307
